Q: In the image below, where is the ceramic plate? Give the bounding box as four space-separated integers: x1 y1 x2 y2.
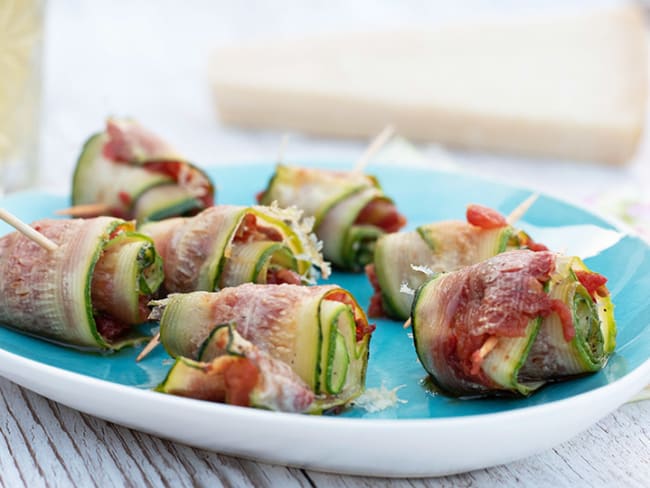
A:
1 164 649 477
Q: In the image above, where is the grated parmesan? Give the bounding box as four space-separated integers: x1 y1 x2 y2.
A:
353 384 407 413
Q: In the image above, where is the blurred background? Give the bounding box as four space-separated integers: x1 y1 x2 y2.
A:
4 0 650 225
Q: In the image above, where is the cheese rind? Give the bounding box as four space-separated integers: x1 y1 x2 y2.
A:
210 7 648 164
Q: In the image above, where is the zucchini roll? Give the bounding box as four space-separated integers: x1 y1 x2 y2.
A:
139 204 329 294
411 250 616 397
367 204 546 319
150 284 374 411
72 118 214 222
157 324 316 413
258 165 406 271
0 218 164 350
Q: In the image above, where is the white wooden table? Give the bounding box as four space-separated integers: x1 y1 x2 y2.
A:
2 1 650 485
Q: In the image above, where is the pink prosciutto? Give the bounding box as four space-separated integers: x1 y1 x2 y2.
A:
139 206 321 294
151 284 373 408
0 217 163 349
412 250 576 395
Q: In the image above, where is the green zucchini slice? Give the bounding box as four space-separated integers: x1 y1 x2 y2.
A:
71 119 214 222
518 256 616 380
0 217 163 350
91 231 163 326
150 284 373 410
140 204 328 294
411 250 616 397
370 219 526 320
133 184 206 223
259 164 405 271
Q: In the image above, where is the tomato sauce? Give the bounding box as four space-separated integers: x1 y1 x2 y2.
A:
355 199 407 233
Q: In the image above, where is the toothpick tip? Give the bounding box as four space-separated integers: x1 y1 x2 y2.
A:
352 124 397 174
506 193 540 225
55 203 111 217
136 332 160 362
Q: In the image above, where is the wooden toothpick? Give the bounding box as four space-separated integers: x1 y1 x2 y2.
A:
136 332 160 362
55 202 111 218
507 193 539 225
352 125 396 174
277 134 290 165
0 208 59 251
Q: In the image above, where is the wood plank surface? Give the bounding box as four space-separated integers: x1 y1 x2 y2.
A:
1 376 648 487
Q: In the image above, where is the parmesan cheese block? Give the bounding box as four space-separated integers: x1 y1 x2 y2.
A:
210 6 648 165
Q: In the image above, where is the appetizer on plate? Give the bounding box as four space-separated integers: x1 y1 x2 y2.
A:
367 204 546 320
0 217 163 350
257 165 406 271
411 250 616 397
152 284 374 412
71 118 214 222
139 204 329 294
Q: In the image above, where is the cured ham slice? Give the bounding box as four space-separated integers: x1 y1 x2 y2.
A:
368 204 546 319
258 165 406 271
139 204 329 294
411 250 616 397
0 218 163 350
149 283 374 411
71 118 214 222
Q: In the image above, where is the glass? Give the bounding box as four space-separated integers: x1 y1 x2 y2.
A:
0 0 43 194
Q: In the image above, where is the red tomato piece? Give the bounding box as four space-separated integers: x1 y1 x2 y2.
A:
575 270 608 301
223 359 260 407
355 199 407 233
466 204 508 229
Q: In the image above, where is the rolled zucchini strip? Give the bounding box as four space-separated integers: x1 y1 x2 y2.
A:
156 323 316 413
369 205 544 320
258 164 406 271
518 255 616 380
150 284 374 409
0 218 164 350
72 118 214 222
411 250 616 397
139 204 329 294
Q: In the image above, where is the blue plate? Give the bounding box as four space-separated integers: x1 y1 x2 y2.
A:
1 163 649 423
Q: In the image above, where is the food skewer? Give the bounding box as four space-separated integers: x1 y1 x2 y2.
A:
367 194 545 319
136 332 160 362
55 118 215 221
133 201 328 362
259 125 406 271
153 285 374 412
0 216 164 350
277 133 290 164
506 193 539 225
411 250 616 397
56 202 110 218
138 126 394 362
0 208 59 251
395 194 540 324
276 125 394 173
352 124 395 174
